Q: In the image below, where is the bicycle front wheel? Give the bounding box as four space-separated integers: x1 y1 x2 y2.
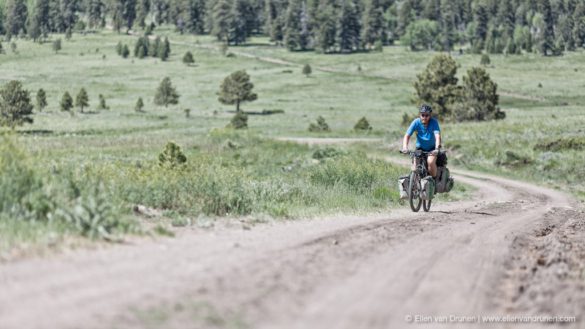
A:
408 172 422 212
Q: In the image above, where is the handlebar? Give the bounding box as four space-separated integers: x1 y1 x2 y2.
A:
399 149 446 157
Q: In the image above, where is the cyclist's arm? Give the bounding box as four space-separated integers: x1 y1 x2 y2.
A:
435 132 441 150
402 134 411 151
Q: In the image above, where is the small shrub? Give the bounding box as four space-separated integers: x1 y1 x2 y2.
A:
495 150 533 167
308 116 330 132
374 40 383 52
158 141 187 167
182 51 194 65
312 147 343 160
534 137 585 151
480 54 490 66
302 64 312 77
353 117 372 131
227 112 248 129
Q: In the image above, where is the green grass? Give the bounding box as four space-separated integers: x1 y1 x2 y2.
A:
4 27 583 254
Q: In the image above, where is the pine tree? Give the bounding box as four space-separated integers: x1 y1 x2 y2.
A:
112 0 137 33
422 0 439 20
122 44 130 58
87 0 106 29
75 88 89 112
150 36 161 56
48 0 63 32
136 0 150 29
539 0 555 55
52 38 62 53
473 2 488 52
413 54 460 120
36 88 48 111
496 0 515 39
284 0 302 50
265 0 285 45
157 37 171 60
98 94 108 110
154 77 180 107
135 97 144 112
455 67 505 121
361 0 386 49
60 92 73 113
28 0 50 41
397 0 414 37
573 1 585 47
212 0 232 43
134 37 150 58
316 5 337 53
4 0 28 38
228 0 248 45
60 0 78 32
0 81 34 128
337 0 361 53
185 0 206 33
439 0 455 51
218 70 257 112
182 51 195 65
302 63 312 77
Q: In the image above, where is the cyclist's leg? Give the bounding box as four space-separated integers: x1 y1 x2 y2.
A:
427 154 437 178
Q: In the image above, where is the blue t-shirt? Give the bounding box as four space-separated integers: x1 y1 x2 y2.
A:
406 117 441 151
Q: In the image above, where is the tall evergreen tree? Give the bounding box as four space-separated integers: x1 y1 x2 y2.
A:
60 92 73 113
154 77 180 107
36 88 48 112
422 0 440 21
112 0 137 33
0 81 34 128
185 0 206 33
212 0 232 43
284 0 303 50
28 0 50 41
152 0 170 24
315 5 337 53
87 0 106 28
361 0 386 48
573 1 585 47
60 0 79 32
4 0 28 38
135 0 150 29
337 0 361 53
496 0 515 39
439 0 455 51
539 0 555 55
397 0 414 37
48 0 63 32
218 70 257 112
228 0 248 45
75 88 89 112
472 2 488 52
413 54 459 119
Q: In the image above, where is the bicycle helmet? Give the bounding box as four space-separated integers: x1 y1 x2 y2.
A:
419 104 432 114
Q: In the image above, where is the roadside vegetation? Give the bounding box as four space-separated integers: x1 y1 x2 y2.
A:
1 14 584 255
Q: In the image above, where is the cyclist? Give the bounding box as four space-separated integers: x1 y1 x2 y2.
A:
400 104 442 179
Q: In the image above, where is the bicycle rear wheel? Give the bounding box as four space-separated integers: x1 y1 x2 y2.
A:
408 172 422 212
423 199 431 212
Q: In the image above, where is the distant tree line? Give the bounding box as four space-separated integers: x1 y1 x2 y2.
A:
1 0 582 55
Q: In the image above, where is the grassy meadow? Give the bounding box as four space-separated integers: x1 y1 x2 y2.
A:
1 26 583 256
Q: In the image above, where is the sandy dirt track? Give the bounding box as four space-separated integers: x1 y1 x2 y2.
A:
0 142 583 329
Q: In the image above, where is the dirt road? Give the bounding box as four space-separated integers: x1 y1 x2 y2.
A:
0 143 583 329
